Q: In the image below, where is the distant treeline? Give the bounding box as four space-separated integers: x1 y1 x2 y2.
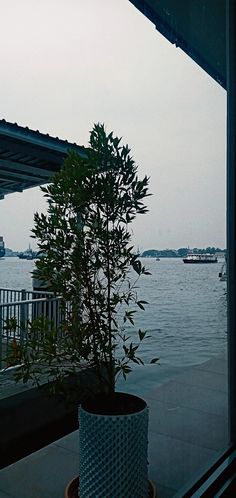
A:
141 247 226 258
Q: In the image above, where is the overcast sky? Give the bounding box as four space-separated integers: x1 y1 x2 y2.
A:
0 0 226 252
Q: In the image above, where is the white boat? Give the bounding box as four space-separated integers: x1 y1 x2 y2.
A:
183 253 218 264
17 244 38 260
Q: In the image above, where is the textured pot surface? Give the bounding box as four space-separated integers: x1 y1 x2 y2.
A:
79 392 149 498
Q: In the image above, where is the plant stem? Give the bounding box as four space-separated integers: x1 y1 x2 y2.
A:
106 207 114 394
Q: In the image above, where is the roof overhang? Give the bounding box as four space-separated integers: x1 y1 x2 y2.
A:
0 120 86 199
129 0 226 89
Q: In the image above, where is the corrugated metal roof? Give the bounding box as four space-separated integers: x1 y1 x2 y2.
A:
0 119 86 199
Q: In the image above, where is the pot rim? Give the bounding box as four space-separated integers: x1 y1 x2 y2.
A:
80 391 147 416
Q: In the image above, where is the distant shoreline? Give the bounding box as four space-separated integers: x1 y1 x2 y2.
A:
140 247 226 259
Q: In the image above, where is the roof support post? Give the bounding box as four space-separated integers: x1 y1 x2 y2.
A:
226 0 236 444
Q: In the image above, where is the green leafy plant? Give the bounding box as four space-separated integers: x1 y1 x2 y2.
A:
12 123 158 398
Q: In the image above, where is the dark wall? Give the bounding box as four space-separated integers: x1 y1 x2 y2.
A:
0 385 78 469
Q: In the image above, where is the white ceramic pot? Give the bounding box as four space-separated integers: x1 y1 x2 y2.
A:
79 392 149 498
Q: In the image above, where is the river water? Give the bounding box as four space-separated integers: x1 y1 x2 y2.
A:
0 256 227 393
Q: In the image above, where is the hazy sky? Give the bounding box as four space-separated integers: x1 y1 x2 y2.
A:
0 0 226 252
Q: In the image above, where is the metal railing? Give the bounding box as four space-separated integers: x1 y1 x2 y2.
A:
0 295 64 369
0 287 54 304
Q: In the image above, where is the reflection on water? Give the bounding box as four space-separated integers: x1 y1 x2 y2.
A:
132 257 227 366
0 257 36 290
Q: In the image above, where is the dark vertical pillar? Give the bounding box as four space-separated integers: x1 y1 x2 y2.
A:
226 0 236 443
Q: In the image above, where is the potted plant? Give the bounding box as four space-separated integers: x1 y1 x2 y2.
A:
12 123 158 497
